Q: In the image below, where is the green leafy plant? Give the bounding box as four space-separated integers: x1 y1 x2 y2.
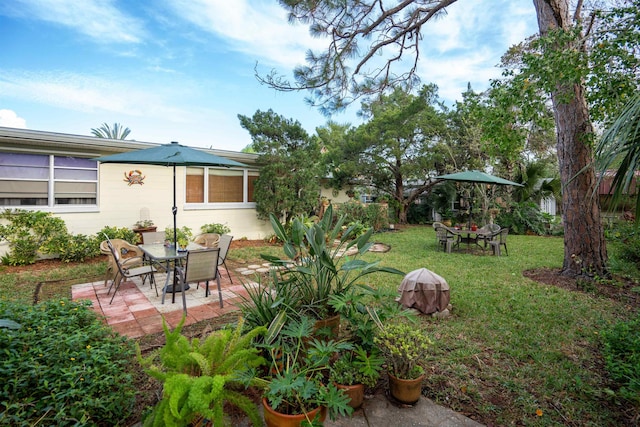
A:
601 314 640 405
134 219 155 229
239 271 302 332
263 204 404 319
495 201 547 235
165 226 193 244
0 298 136 425
138 317 267 427
373 320 433 380
258 316 353 421
0 209 68 265
99 225 139 244
52 233 101 262
330 346 384 388
329 285 416 355
200 222 231 235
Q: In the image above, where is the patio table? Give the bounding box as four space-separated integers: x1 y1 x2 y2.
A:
139 242 204 304
448 227 491 252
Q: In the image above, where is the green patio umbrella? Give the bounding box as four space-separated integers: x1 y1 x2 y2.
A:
436 170 523 228
93 141 247 245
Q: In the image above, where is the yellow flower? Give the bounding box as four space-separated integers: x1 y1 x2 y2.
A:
536 408 543 417
70 357 75 361
86 345 91 350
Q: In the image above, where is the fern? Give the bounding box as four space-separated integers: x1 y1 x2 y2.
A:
138 316 267 426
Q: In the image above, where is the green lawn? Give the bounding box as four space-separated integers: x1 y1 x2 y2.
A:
232 225 636 426
1 225 636 426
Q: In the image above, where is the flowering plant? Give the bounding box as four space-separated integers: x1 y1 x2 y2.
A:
373 321 432 380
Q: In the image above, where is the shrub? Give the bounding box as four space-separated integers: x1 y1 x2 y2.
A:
337 200 367 226
365 203 389 230
98 225 139 244
48 233 101 263
601 314 640 405
0 209 68 265
495 201 547 235
606 221 640 264
336 200 388 231
406 202 430 225
200 222 231 235
0 298 136 426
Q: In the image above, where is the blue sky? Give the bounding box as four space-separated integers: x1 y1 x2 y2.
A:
0 0 539 152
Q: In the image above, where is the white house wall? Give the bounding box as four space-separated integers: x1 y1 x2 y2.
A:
0 127 273 258
96 163 271 239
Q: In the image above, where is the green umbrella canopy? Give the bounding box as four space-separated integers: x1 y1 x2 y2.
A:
436 170 522 229
92 141 247 168
437 170 523 186
93 141 247 245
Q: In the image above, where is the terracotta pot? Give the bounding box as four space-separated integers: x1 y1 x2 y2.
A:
336 383 365 409
388 372 424 404
313 313 340 338
262 398 326 427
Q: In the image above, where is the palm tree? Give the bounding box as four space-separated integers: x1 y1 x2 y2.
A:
596 94 640 219
91 122 131 139
514 160 561 205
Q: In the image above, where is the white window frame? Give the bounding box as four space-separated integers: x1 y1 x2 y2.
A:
0 152 98 213
184 167 257 211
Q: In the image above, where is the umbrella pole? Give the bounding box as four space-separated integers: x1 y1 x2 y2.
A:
469 186 474 229
172 164 177 246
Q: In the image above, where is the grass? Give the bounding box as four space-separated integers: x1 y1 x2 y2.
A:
1 225 637 426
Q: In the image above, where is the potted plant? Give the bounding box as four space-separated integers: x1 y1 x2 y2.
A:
132 220 156 243
262 205 404 334
373 320 433 405
257 316 353 427
165 226 193 248
329 346 384 409
137 317 267 427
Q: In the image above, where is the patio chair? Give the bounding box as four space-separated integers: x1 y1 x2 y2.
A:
488 228 510 256
217 234 234 283
193 233 220 248
141 231 166 245
477 223 501 249
100 238 146 288
432 222 443 248
435 225 456 253
104 237 158 304
173 248 223 314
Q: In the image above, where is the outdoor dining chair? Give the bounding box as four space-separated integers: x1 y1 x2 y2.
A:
435 225 456 253
477 223 501 249
217 234 234 283
432 222 443 248
488 228 510 256
141 231 166 245
100 238 147 288
104 237 158 304
193 233 220 248
174 248 223 314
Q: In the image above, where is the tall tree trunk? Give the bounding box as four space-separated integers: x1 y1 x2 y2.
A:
533 0 607 277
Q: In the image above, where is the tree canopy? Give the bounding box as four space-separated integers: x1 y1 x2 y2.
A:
91 122 131 140
238 109 322 223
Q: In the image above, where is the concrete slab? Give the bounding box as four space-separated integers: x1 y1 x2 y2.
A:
324 393 484 427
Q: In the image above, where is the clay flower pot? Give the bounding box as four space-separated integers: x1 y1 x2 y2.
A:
262 398 326 427
388 372 424 405
336 383 365 409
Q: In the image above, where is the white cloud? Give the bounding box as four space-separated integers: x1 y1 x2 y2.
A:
415 0 538 103
164 0 327 68
0 70 195 121
0 110 27 128
2 0 146 43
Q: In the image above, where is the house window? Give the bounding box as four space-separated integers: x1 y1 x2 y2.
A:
0 153 97 207
185 167 257 205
